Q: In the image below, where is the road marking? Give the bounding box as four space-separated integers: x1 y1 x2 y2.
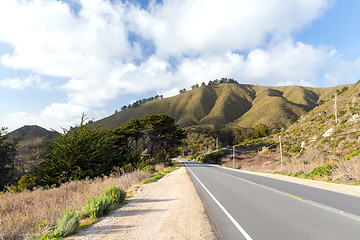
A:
185 163 254 240
287 193 304 200
250 181 257 184
212 165 360 223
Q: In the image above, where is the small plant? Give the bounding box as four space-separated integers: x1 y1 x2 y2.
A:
81 195 113 219
102 185 126 203
55 207 80 237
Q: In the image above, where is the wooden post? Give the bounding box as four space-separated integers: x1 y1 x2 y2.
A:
279 135 283 169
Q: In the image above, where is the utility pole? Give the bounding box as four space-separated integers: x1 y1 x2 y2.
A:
334 93 338 124
233 145 235 169
216 137 219 151
279 135 283 169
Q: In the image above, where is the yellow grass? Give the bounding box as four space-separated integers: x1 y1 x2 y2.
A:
0 170 151 240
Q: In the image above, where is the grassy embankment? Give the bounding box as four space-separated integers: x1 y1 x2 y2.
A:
0 163 181 240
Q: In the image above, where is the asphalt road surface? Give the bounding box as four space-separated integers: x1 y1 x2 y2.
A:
183 160 360 240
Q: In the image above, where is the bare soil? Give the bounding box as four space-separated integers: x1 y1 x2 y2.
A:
67 167 216 240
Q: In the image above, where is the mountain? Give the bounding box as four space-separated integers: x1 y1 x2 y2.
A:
9 125 57 142
93 83 342 130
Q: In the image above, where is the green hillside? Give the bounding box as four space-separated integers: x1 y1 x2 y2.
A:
93 83 340 130
234 82 360 184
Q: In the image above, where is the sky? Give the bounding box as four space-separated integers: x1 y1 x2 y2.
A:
1 0 360 131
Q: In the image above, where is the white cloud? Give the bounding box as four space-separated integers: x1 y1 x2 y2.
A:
2 0 360 131
0 75 51 90
1 102 93 132
130 0 331 56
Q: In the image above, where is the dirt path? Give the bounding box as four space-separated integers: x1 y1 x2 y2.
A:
68 167 216 240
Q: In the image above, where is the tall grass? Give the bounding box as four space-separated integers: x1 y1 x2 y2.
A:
0 169 151 240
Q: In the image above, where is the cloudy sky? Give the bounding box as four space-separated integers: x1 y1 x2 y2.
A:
1 0 360 131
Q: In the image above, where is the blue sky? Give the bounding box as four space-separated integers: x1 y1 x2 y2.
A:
0 0 360 131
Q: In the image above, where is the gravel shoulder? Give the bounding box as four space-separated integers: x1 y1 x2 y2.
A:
226 167 360 197
67 167 216 240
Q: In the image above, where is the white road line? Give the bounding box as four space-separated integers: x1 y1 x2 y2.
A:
185 163 253 240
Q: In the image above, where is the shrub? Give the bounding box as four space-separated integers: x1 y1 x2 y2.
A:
200 152 225 164
189 152 201 160
141 165 155 173
9 174 37 192
102 185 126 203
81 195 113 219
55 207 80 237
311 164 333 177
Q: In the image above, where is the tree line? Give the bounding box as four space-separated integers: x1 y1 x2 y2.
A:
116 94 164 113
179 77 238 94
0 114 186 191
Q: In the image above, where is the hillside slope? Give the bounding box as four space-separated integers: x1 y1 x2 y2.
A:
9 125 56 142
236 82 360 183
93 83 343 130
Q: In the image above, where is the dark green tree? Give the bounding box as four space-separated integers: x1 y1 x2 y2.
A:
36 115 127 186
141 115 186 160
0 127 21 190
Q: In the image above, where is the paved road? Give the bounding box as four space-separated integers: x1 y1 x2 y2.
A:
183 160 360 240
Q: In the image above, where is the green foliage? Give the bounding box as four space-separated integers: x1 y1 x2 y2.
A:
142 174 164 184
30 232 62 240
310 164 333 177
36 115 128 186
185 132 215 153
290 115 298 124
9 173 37 192
55 207 80 237
81 195 113 219
141 114 187 159
189 152 201 160
336 86 348 95
114 114 186 161
345 149 360 160
102 185 126 203
0 127 22 190
141 165 155 173
337 109 347 116
318 99 325 105
200 152 225 164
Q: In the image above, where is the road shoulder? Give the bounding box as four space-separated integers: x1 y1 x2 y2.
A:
220 166 360 197
67 167 216 240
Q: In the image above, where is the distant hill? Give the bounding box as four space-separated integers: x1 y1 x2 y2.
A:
9 125 57 142
93 83 342 130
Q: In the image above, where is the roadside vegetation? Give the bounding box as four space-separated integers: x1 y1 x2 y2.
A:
0 114 185 239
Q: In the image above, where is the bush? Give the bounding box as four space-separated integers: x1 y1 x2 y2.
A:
9 174 37 192
311 164 333 177
81 195 113 219
189 152 201 160
102 185 126 203
141 165 155 173
55 207 80 237
200 152 225 164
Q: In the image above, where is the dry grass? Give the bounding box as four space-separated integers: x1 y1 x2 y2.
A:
0 170 151 240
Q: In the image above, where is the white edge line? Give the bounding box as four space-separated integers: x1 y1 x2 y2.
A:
185 162 253 240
